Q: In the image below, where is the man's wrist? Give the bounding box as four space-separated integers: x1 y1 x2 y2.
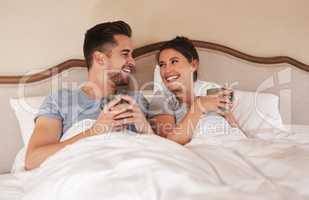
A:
87 124 107 136
138 121 154 134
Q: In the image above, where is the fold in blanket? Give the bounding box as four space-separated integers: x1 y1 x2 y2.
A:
13 119 309 200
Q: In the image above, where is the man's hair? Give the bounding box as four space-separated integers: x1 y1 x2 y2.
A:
83 21 132 69
157 36 199 81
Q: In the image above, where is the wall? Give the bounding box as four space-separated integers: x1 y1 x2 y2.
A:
1 0 308 75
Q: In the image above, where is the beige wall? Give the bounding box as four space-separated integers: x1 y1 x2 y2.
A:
1 0 308 75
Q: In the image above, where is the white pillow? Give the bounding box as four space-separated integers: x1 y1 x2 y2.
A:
193 85 284 137
10 96 44 173
153 66 284 135
232 90 284 133
10 96 45 146
191 80 284 133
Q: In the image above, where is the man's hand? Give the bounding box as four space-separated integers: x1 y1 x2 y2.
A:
91 96 131 134
111 95 154 134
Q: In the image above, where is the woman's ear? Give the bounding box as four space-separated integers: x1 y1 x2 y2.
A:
191 59 199 73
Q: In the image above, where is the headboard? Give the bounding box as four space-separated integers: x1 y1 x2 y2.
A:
0 40 308 173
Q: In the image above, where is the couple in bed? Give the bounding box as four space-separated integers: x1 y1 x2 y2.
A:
25 21 238 170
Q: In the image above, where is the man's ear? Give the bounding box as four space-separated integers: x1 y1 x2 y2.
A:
93 51 107 66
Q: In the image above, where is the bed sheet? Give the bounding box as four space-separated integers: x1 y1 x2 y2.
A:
0 173 23 200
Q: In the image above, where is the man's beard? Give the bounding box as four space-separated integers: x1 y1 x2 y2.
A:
108 70 130 87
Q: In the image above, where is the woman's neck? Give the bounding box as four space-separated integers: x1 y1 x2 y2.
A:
176 88 194 107
181 79 195 106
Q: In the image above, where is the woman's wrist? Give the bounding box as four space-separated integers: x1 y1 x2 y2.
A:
193 97 207 114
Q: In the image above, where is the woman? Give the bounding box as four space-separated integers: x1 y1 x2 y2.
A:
149 36 240 145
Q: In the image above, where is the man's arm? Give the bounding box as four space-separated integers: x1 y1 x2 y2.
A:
25 116 94 170
25 97 132 171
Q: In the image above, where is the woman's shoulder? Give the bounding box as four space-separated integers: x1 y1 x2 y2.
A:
149 89 178 117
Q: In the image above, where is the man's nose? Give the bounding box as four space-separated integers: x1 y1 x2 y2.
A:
127 56 136 68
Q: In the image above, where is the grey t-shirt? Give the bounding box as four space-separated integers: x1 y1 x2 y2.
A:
149 80 220 124
35 88 149 138
149 89 188 124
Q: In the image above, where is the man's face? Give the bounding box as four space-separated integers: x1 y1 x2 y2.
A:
105 34 135 87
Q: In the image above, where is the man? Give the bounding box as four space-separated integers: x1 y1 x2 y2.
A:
25 21 153 170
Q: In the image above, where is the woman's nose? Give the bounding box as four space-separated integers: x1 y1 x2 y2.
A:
165 63 174 73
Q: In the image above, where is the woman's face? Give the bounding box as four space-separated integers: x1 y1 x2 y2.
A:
158 48 197 94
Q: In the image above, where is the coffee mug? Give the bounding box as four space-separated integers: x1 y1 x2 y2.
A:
206 87 234 112
100 95 137 132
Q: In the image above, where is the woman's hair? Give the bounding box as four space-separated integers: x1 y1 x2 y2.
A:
157 36 199 81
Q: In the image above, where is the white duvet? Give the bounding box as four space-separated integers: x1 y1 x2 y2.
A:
13 119 309 200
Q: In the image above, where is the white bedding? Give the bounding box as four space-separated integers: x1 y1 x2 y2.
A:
188 132 309 199
9 120 309 200
0 174 23 200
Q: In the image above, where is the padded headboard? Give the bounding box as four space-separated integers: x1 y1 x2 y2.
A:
0 40 308 173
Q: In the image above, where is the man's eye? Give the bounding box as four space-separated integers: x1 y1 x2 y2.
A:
159 64 165 68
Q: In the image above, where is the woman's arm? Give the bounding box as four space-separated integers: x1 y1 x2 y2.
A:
150 99 204 145
224 112 238 128
223 112 248 137
151 95 225 145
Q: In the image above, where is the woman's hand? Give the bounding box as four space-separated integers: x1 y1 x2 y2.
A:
194 89 232 115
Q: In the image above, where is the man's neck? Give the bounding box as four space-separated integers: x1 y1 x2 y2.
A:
82 66 118 100
81 81 116 100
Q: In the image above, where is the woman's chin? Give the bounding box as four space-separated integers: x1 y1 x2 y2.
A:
166 86 183 95
165 80 182 89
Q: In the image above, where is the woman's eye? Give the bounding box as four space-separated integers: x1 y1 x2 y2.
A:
159 64 165 68
171 60 178 64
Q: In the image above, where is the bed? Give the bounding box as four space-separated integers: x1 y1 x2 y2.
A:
0 40 309 199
